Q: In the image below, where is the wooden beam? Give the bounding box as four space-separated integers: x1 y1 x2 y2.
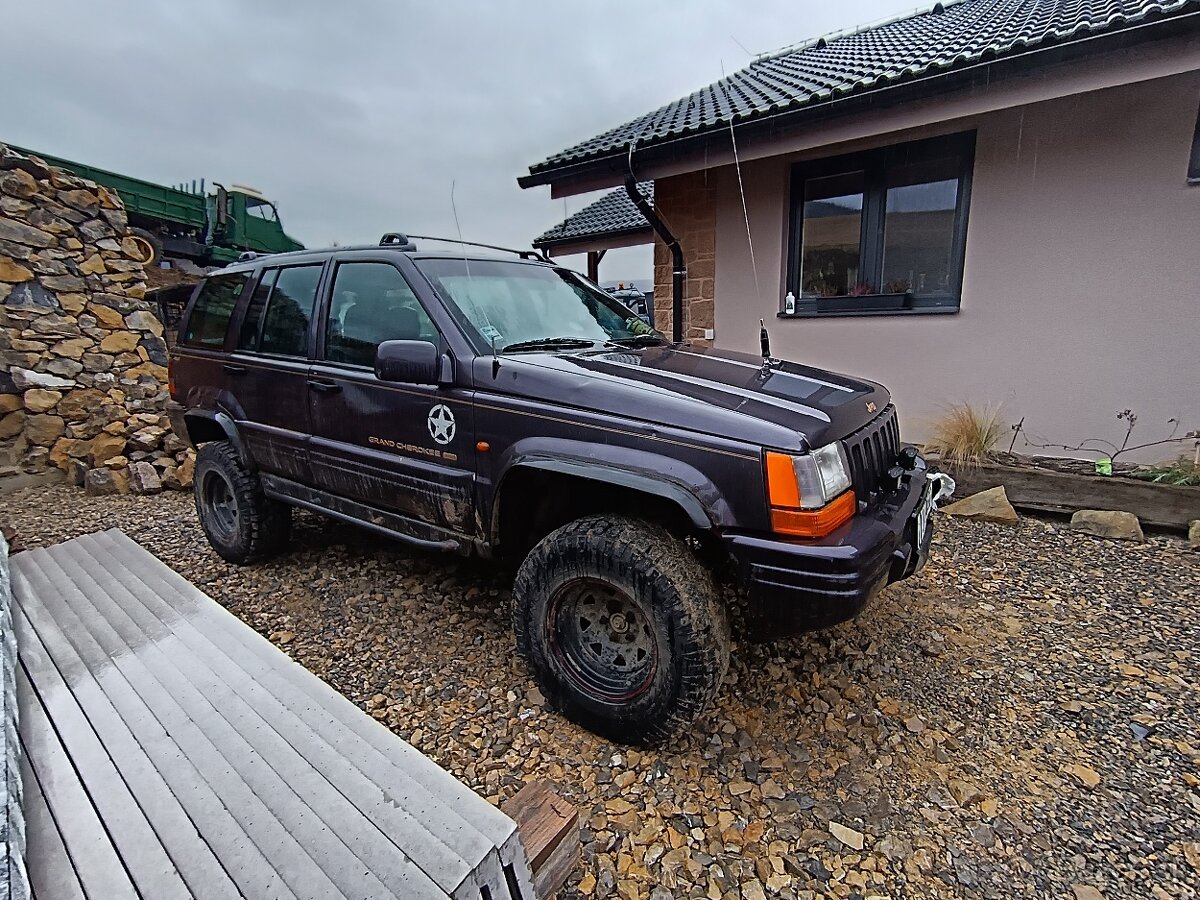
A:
586 249 606 283
948 462 1199 531
502 782 579 900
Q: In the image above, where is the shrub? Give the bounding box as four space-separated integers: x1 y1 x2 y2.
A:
925 403 1006 468
1136 454 1200 487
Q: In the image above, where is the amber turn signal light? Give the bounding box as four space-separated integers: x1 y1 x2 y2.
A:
765 451 801 508
770 490 856 538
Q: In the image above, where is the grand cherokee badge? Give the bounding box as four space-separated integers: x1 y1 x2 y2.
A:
427 404 456 445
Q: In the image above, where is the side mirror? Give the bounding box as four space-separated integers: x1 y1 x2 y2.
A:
374 340 438 384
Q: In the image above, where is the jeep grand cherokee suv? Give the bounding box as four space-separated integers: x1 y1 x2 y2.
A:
168 233 950 744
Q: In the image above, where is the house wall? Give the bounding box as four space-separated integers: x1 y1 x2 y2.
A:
651 171 718 345
678 70 1200 461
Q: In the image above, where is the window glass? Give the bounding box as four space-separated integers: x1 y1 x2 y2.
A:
182 272 248 346
325 262 437 367
882 159 960 295
788 132 973 312
799 172 865 298
415 258 658 352
238 268 277 350
258 265 321 357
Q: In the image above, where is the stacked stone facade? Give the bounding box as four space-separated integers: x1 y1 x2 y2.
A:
0 144 193 494
652 171 716 347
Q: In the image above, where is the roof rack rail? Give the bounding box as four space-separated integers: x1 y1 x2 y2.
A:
379 232 416 248
238 251 258 261
402 234 550 262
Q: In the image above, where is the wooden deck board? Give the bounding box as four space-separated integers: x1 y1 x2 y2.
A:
15 604 226 900
24 545 415 900
18 749 83 900
89 528 535 896
6 529 543 900
77 530 509 898
15 664 138 900
12 583 295 900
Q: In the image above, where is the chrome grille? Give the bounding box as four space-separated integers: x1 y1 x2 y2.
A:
843 405 900 501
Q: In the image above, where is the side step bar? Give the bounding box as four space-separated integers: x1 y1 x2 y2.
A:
259 474 462 553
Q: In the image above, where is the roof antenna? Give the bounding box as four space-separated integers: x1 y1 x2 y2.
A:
720 61 759 301
759 318 777 376
450 179 471 282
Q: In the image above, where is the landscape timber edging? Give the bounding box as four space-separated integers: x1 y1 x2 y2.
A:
946 461 1200 531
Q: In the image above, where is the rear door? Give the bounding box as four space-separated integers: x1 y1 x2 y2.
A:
225 262 325 483
173 270 252 414
307 257 477 540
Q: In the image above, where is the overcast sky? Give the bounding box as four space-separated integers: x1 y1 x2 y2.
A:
2 0 912 283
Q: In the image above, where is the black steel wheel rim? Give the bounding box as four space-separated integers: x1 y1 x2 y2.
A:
548 577 658 702
201 469 239 543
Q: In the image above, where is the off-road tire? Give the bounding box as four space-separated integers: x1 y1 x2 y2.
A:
513 515 730 745
128 227 163 266
193 441 291 564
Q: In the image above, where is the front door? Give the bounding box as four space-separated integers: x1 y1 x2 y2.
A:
225 262 324 483
307 259 476 541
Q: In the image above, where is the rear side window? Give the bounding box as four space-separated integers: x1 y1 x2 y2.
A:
239 264 322 357
182 272 249 347
237 269 278 350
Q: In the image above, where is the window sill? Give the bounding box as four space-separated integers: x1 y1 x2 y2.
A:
778 305 960 320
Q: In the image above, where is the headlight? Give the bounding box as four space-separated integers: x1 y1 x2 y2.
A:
796 442 852 508
765 443 855 538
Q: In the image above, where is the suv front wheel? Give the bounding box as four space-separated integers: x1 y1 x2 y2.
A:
513 515 730 745
194 441 291 564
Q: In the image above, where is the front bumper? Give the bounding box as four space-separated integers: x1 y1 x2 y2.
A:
725 456 934 640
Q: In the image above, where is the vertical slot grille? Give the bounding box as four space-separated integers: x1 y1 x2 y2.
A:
843 405 899 501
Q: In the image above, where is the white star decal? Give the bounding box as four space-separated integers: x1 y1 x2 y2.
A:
427 404 456 445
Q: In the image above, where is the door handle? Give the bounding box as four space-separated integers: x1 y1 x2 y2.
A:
223 363 247 375
308 379 342 394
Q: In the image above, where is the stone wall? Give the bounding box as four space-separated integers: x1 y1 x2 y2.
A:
0 144 193 495
652 171 716 346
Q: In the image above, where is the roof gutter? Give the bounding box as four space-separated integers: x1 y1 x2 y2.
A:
622 174 684 343
519 10 1200 191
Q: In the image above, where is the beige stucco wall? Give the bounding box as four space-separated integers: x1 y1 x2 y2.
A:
706 70 1200 461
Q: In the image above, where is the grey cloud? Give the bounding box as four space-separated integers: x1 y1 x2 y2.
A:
1 0 908 280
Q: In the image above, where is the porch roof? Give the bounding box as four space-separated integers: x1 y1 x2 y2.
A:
532 181 653 255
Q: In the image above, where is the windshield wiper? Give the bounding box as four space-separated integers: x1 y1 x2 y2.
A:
608 334 667 347
500 336 600 353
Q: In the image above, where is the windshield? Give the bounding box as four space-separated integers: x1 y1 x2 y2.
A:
414 258 661 352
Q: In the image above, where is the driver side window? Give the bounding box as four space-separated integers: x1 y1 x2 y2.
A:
324 262 438 367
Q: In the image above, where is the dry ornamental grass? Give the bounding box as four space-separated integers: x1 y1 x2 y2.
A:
925 403 1007 469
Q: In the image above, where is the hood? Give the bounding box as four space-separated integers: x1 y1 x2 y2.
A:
482 344 890 450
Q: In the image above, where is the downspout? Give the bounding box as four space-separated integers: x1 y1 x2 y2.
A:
623 173 685 343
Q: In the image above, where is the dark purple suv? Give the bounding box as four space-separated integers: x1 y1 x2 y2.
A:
169 233 950 744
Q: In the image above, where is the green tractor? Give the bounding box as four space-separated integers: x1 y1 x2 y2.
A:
8 144 304 266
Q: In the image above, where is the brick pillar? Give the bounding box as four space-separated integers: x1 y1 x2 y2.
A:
652 172 716 347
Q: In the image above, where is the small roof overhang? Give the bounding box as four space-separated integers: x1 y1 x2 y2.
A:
532 182 654 257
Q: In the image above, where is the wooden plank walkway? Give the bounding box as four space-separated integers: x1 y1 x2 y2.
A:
6 528 540 899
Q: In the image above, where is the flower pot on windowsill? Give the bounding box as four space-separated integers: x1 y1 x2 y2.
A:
814 292 909 313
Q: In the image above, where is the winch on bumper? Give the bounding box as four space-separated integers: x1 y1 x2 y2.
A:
724 454 953 639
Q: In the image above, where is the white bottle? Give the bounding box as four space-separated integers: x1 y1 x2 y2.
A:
784 291 796 315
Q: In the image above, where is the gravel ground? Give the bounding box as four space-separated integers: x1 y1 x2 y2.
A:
3 483 1198 900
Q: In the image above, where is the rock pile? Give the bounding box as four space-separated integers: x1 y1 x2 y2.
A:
0 143 194 492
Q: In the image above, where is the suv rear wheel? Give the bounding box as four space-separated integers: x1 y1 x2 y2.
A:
513 515 729 745
194 441 291 564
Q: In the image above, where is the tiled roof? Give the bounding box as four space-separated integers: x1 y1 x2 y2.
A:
533 182 653 248
524 0 1199 182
